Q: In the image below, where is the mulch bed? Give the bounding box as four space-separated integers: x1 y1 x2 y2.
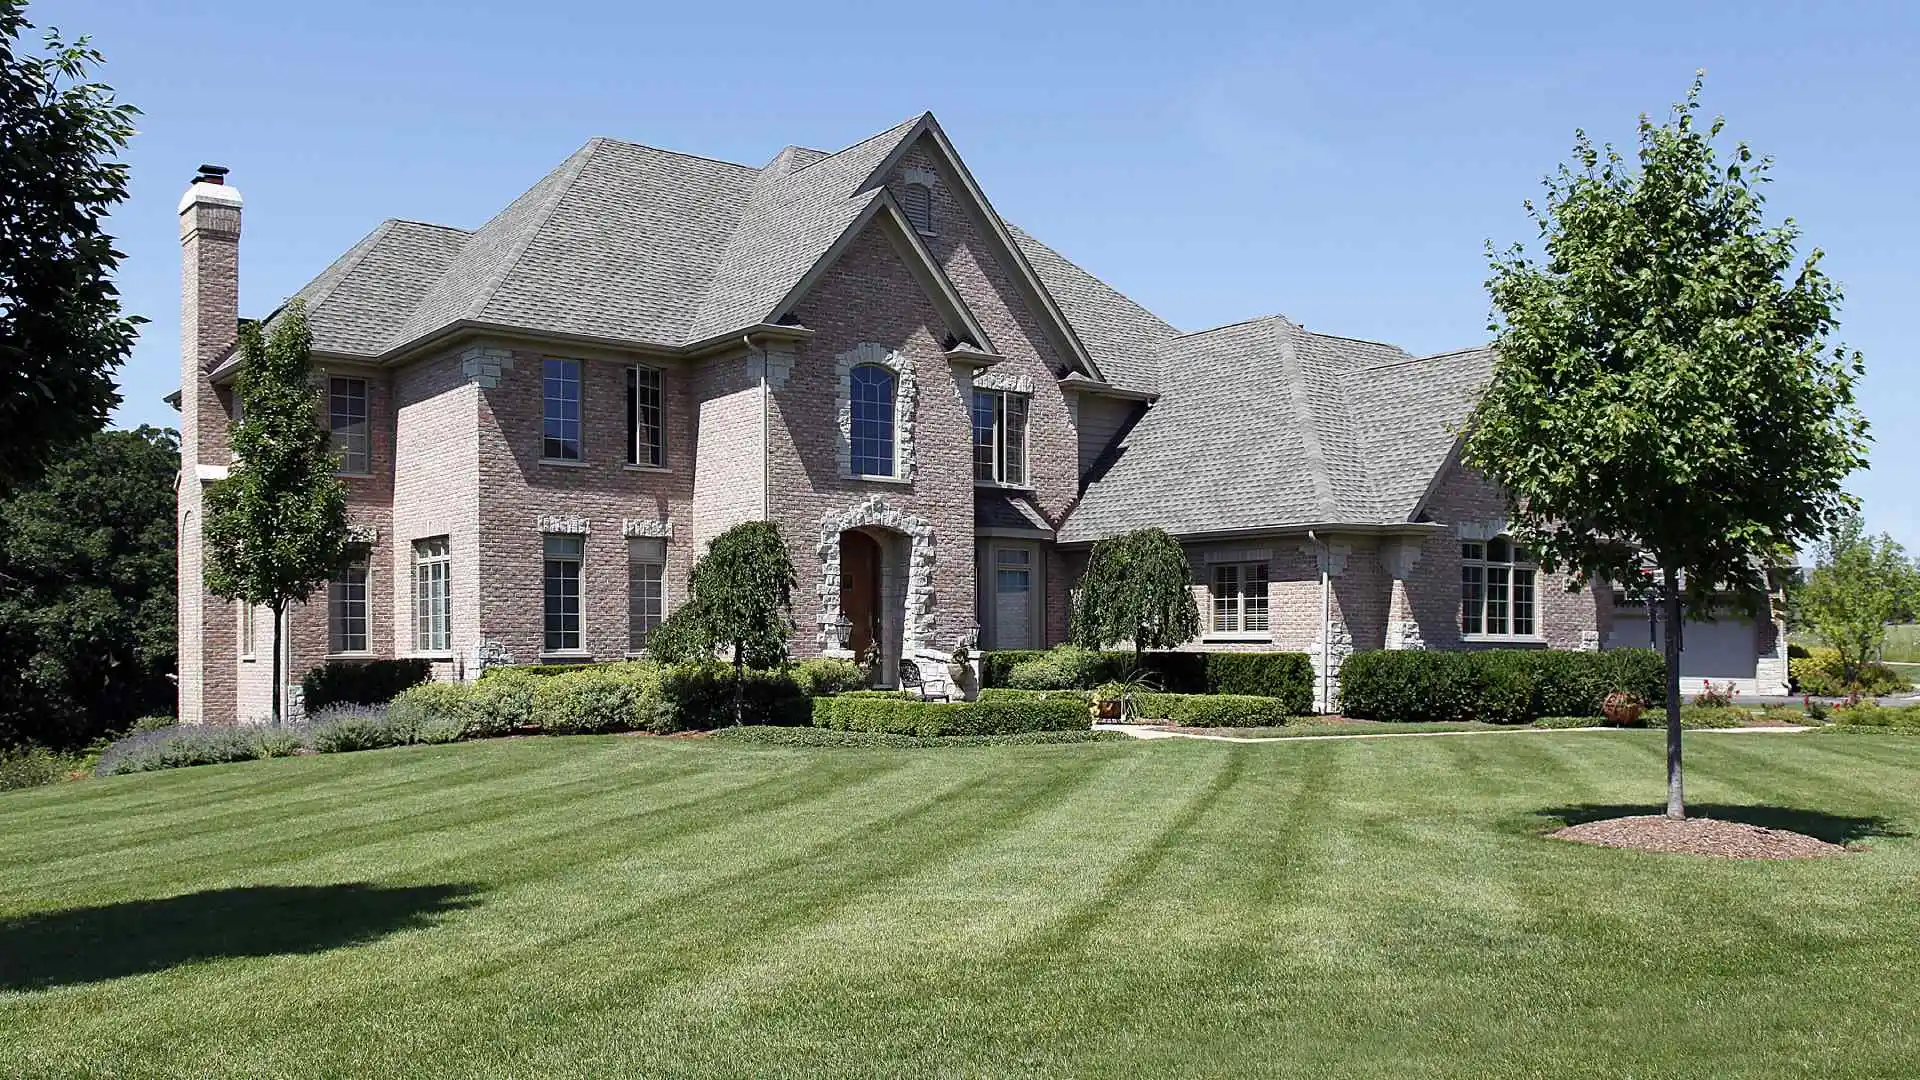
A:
1550 815 1848 859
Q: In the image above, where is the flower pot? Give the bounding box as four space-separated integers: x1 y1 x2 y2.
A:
1095 699 1125 721
1602 692 1644 727
948 662 968 685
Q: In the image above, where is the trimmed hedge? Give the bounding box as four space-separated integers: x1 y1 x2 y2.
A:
811 694 1088 737
711 727 1110 749
532 664 662 734
790 658 867 697
1131 692 1294 727
1338 648 1665 724
654 664 808 732
983 647 1312 710
302 659 433 713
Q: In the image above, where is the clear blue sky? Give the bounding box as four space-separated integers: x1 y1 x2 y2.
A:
70 0 1917 546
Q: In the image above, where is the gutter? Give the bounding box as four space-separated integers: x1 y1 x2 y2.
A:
1053 519 1447 550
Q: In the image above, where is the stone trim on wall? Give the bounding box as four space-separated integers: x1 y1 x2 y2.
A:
536 514 591 535
620 517 673 539
816 495 937 656
1456 519 1510 542
460 345 515 389
1297 540 1351 577
971 369 1033 395
764 341 796 390
344 523 380 546
834 343 916 481
901 165 939 190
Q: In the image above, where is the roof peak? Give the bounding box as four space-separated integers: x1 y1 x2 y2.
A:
583 135 760 173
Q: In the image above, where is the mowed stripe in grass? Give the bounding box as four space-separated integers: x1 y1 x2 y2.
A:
2 733 1918 1079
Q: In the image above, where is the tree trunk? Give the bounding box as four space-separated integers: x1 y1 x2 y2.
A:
1662 567 1685 820
270 601 286 726
732 648 746 727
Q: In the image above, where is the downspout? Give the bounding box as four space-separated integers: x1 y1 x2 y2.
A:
1308 529 1331 712
744 334 770 520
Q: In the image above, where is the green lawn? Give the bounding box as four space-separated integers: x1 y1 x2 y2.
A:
3 732 1919 1079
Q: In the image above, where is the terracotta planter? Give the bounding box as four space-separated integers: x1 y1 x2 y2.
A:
1602 692 1644 727
1095 699 1125 721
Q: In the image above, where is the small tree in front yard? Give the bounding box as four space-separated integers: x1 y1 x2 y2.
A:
1795 513 1919 688
205 303 349 724
1464 76 1868 819
652 521 797 724
1071 527 1200 669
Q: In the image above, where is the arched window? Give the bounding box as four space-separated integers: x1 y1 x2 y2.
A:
902 182 933 234
849 364 896 477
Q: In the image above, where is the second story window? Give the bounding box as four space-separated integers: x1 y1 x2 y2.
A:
849 364 896 478
1462 537 1536 637
902 182 934 234
971 389 1029 485
543 358 583 462
329 376 369 474
627 366 663 468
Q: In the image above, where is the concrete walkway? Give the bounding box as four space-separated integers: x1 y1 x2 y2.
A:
1094 722 1813 745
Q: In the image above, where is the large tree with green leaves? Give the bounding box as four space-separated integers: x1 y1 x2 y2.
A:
0 426 177 748
0 1 141 496
204 304 349 724
1070 527 1200 668
1464 76 1868 818
1794 514 1918 688
648 521 797 723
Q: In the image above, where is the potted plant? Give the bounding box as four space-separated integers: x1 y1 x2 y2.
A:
1602 690 1644 727
1091 681 1129 721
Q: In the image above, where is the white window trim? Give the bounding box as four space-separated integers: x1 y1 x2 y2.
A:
328 555 372 657
1460 537 1542 641
328 376 371 477
972 387 1030 488
413 537 452 656
238 602 256 661
626 537 668 657
627 364 665 469
1206 561 1271 639
543 533 586 656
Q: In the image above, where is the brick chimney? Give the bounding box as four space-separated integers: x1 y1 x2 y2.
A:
177 166 242 724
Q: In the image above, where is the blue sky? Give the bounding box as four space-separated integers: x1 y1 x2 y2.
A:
71 0 1917 545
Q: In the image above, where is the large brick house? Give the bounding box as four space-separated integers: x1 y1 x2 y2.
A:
173 113 1788 722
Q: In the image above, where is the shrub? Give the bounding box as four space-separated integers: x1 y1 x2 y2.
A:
1130 692 1294 727
710 726 1109 749
478 662 597 680
985 646 1312 707
301 659 434 713
791 658 866 697
465 669 537 736
1200 652 1313 707
980 650 1049 688
977 687 1093 705
1 746 82 791
532 664 661 735
1791 647 1910 696
389 681 481 739
655 664 806 732
94 724 303 776
129 713 177 734
810 695 1087 737
1006 646 1115 690
309 704 412 753
1822 702 1920 733
1338 648 1665 723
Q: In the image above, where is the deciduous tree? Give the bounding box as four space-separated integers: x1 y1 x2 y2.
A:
204 304 349 724
1464 76 1868 818
648 521 797 724
1795 514 1919 688
1070 527 1200 669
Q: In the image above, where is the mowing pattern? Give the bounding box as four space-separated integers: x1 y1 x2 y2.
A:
1 733 1918 1078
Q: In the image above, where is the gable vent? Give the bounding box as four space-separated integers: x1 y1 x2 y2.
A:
902 182 933 234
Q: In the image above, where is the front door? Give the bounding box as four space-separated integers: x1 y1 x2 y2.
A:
840 530 883 671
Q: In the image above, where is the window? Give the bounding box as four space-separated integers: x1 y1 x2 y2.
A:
329 555 369 654
413 537 450 653
1210 562 1270 634
627 366 663 468
628 538 666 652
239 602 256 659
329 377 369 474
971 389 1029 485
543 358 583 461
902 182 933 233
544 534 585 653
992 547 1035 649
849 364 896 477
1461 537 1536 637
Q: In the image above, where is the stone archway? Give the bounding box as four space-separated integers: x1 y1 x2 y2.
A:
817 496 937 671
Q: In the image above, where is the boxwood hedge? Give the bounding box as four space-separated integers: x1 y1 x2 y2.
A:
1337 647 1665 724
810 694 1088 737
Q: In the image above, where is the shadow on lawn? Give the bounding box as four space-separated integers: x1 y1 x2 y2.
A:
0 882 480 991
1536 804 1906 845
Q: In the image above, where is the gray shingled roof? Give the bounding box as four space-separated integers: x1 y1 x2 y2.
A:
290 220 471 356
1058 316 1494 543
976 490 1054 533
1008 226 1175 393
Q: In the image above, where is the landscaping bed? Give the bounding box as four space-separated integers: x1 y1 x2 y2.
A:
1551 815 1847 859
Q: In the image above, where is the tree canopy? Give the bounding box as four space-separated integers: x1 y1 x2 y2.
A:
204 303 349 723
1070 527 1200 666
647 521 798 721
0 426 177 748
0 1 141 496
1793 514 1918 687
1464 76 1868 817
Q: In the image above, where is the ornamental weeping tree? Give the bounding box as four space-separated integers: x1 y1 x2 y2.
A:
205 303 349 725
1071 527 1200 669
1464 76 1868 819
650 521 797 724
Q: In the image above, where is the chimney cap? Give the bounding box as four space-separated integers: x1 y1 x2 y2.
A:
193 164 229 185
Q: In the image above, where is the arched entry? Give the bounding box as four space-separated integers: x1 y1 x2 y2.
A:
818 496 938 686
840 529 885 679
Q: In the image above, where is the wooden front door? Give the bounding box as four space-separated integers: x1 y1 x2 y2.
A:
840 530 882 665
